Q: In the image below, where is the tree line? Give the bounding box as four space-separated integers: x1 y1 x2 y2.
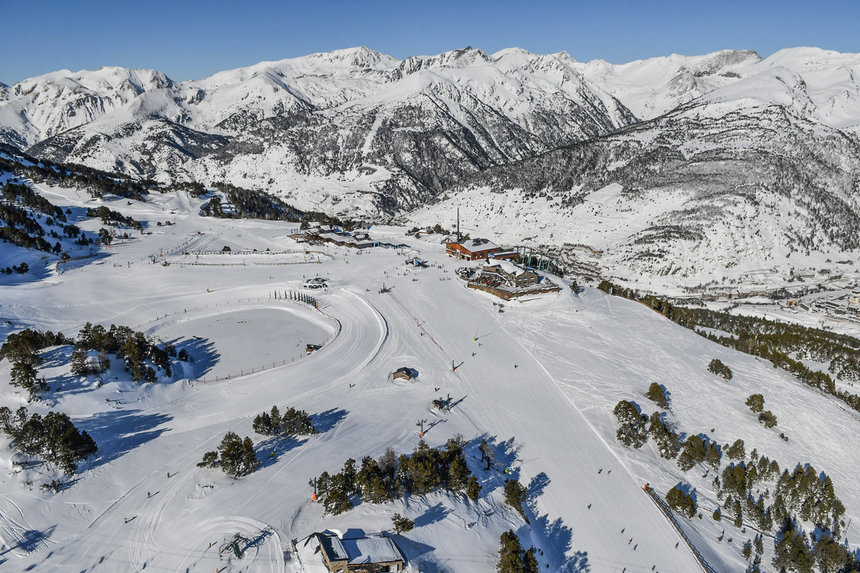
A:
85 205 142 231
314 436 482 515
597 280 860 413
0 150 153 200
0 406 97 474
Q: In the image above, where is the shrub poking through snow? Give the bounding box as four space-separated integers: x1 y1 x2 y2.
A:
758 410 778 428
708 358 733 380
746 393 765 413
646 382 669 409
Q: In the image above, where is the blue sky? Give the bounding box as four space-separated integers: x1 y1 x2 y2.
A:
2 0 857 84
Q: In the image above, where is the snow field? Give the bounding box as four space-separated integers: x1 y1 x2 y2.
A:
0 187 857 571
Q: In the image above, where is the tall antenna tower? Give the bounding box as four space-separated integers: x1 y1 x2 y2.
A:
457 207 460 243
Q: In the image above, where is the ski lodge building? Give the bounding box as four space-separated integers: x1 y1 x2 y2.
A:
445 238 516 261
297 531 405 573
482 259 539 288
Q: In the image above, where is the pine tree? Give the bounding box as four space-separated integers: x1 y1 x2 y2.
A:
522 548 539 573
498 530 525 573
252 411 275 435
678 435 707 472
392 513 414 534
504 479 528 519
323 487 351 515
813 533 854 573
665 484 697 518
754 533 764 555
727 439 746 460
198 451 218 468
497 530 539 573
447 455 469 492
708 358 733 380
97 350 110 372
240 437 260 475
649 412 680 459
466 476 482 501
758 410 778 428
216 432 259 478
70 347 89 375
10 360 44 399
0 408 97 473
614 400 648 448
773 519 814 573
646 382 669 408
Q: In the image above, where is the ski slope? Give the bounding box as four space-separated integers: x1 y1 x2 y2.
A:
1 183 858 572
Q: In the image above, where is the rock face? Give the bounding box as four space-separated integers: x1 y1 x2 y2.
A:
4 46 860 290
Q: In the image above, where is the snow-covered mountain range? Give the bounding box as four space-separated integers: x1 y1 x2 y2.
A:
3 46 860 291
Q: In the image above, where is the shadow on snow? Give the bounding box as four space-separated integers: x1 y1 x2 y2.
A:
77 409 171 469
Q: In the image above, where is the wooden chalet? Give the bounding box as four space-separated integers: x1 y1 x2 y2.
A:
482 260 539 288
299 532 405 573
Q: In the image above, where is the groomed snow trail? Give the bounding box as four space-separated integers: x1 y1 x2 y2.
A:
4 192 857 572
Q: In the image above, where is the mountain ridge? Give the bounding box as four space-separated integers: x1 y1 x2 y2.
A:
4 46 860 291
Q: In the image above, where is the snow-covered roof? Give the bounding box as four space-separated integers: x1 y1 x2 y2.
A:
304 532 402 566
484 259 531 276
342 535 403 565
296 535 341 573
320 534 349 561
462 238 499 252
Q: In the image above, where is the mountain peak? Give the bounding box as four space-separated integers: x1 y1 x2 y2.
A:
306 46 397 68
398 46 490 75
